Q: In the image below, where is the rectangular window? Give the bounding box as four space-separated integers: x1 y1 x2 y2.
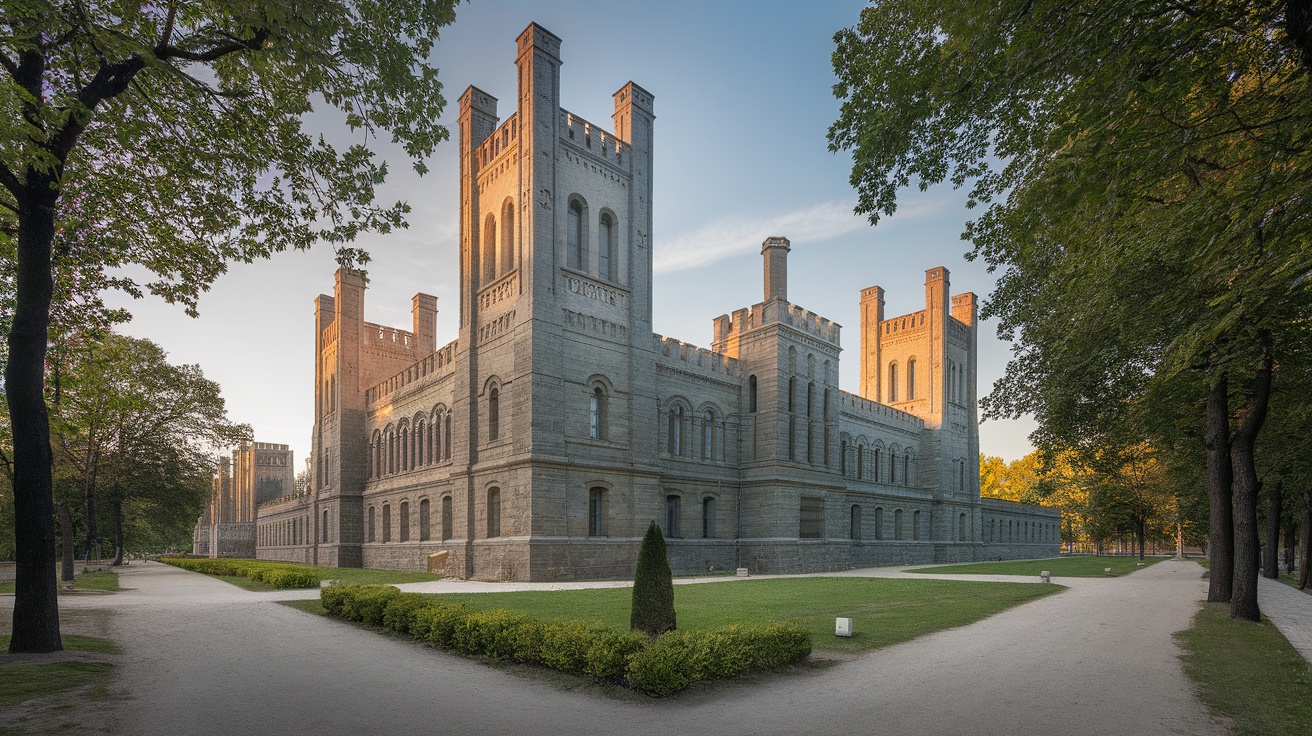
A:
441 496 453 541
702 497 717 538
665 495 681 538
589 488 606 537
399 502 410 542
799 496 824 539
487 488 501 538
419 499 431 542
382 505 391 543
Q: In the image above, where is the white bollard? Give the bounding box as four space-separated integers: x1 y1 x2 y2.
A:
835 617 854 637
1040 570 1051 583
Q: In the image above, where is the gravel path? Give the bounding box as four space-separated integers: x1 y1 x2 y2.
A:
14 559 1227 735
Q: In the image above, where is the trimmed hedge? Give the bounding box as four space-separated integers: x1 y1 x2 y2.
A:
159 557 321 589
321 583 810 695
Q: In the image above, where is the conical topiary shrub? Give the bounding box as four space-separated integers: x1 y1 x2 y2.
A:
630 520 676 636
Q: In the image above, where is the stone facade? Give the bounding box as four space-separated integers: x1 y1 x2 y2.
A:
234 23 1058 578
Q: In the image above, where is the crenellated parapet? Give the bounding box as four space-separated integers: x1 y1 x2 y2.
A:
713 299 841 348
365 339 459 406
653 334 740 380
839 390 924 430
560 110 631 166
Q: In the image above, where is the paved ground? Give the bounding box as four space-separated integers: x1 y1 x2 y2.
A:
1258 575 1312 664
1 558 1237 736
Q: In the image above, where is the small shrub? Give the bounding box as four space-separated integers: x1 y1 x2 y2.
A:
414 602 468 648
382 593 432 635
340 585 401 626
631 521 676 637
320 584 355 616
452 609 540 661
539 621 594 674
583 627 647 680
625 623 811 696
626 637 693 696
261 569 320 589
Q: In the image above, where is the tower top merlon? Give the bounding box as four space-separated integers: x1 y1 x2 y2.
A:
762 236 791 303
517 22 562 62
335 267 366 288
614 81 655 115
860 285 885 304
926 265 950 286
459 86 498 119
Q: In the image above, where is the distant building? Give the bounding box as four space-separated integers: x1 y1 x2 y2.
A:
192 442 293 558
243 23 1058 578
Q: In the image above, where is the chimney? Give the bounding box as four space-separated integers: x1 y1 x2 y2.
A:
762 236 790 302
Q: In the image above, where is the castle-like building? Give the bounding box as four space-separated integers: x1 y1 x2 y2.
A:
192 442 295 558
221 24 1058 579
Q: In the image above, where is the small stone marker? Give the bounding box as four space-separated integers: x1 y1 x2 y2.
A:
1040 570 1051 583
1137 562 1144 566
835 617 854 637
1104 567 1112 573
428 550 450 574
736 567 749 577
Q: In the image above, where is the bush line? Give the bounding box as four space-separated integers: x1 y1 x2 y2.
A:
321 584 811 696
160 557 321 589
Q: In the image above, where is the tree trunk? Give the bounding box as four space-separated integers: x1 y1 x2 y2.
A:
1301 504 1312 590
57 503 75 583
6 167 62 653
1205 374 1234 603
112 496 125 566
1263 480 1282 579
1137 517 1146 560
1230 352 1273 622
1286 517 1298 574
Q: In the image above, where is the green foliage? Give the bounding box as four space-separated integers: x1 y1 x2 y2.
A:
1177 603 1312 735
626 623 811 697
160 557 320 588
630 520 675 636
320 583 811 696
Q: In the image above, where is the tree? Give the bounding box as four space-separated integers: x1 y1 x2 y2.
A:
830 0 1312 622
2 2 460 652
630 521 676 637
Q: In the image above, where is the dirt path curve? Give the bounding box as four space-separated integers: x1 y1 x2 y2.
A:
52 558 1224 736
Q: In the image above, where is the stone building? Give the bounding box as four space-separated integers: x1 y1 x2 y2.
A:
193 443 294 558
247 23 1058 578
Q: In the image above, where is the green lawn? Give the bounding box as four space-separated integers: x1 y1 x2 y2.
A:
1177 603 1312 736
911 555 1168 578
423 577 1062 654
0 569 118 595
0 635 119 715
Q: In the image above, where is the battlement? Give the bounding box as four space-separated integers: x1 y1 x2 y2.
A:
882 309 927 336
363 321 420 356
364 339 458 406
714 300 841 346
653 335 739 378
560 110 630 163
839 390 924 429
253 442 289 451
475 113 519 169
257 491 311 513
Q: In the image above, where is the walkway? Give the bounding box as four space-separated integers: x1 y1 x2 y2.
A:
9 559 1227 736
1258 575 1312 665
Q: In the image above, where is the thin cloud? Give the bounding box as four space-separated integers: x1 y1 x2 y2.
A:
653 197 948 274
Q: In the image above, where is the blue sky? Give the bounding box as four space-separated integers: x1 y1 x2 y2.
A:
107 1 1037 468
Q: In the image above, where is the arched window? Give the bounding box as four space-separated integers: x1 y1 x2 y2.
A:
850 505 862 540
419 499 431 541
501 198 515 273
908 359 916 399
590 387 605 440
702 497 717 538
702 409 714 460
857 444 864 479
567 199 584 269
890 450 898 484
399 502 410 542
382 504 391 543
482 212 497 282
668 405 683 456
415 419 426 467
441 496 453 541
840 440 847 475
889 362 899 402
444 413 452 458
487 487 501 538
905 454 911 486
432 411 441 463
599 212 615 281
488 387 500 441
665 495 681 538
894 508 904 540
367 507 376 542
589 488 607 536
322 509 329 542
873 507 885 540
400 425 409 471
913 509 921 541
748 375 757 413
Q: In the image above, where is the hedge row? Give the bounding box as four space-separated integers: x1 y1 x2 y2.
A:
160 557 321 589
321 584 811 696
